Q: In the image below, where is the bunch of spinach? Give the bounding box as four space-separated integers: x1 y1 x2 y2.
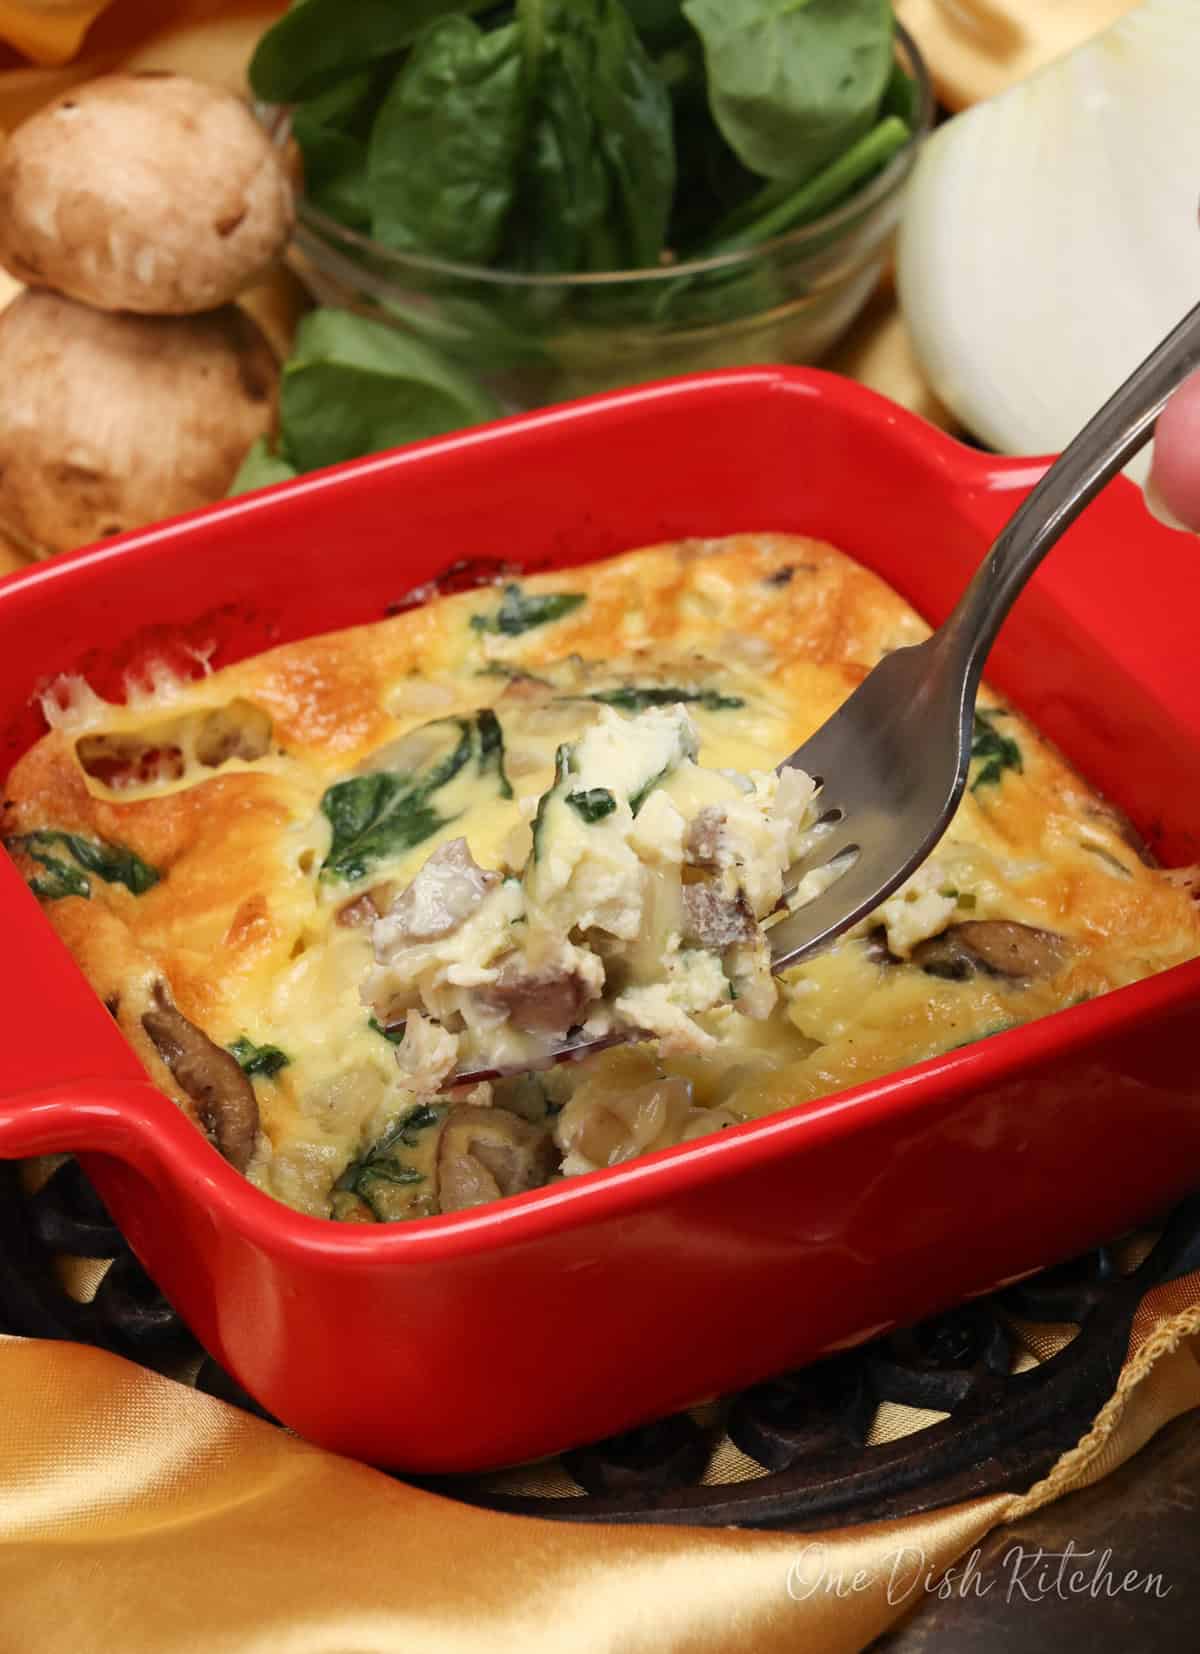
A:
240 0 916 490
250 0 912 274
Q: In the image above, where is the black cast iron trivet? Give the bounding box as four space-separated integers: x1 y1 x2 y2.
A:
4 1157 1197 1533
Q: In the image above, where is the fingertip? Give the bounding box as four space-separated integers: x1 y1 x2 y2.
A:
1148 369 1200 533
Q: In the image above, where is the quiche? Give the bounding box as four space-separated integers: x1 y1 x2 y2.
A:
4 533 1198 1222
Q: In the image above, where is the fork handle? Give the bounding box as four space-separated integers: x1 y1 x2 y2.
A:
941 297 1200 678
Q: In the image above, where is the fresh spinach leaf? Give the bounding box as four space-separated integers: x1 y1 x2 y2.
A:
470 583 586 636
293 70 389 232
880 56 921 129
228 1037 291 1079
229 437 299 497
588 685 745 713
681 0 894 185
368 18 529 265
6 831 161 899
581 0 676 268
503 0 674 272
624 0 690 49
970 710 1023 792
501 7 608 272
321 710 511 882
566 787 617 823
643 249 785 330
666 84 760 252
697 113 910 255
280 309 502 474
249 0 494 103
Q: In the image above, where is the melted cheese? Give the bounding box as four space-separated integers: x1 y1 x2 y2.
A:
5 533 1198 1219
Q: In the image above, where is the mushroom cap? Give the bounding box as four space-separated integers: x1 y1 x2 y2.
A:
0 289 278 556
0 71 295 314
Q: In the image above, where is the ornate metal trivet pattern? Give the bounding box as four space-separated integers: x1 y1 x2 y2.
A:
3 1157 1198 1532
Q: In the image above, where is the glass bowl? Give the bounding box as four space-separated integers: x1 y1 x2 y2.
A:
264 23 932 412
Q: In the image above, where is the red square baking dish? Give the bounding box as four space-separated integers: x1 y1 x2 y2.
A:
1 366 1199 1475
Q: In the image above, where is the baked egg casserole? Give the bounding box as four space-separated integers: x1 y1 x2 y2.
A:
4 534 1198 1221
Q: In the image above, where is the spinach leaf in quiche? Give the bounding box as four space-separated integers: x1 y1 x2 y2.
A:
228 1037 291 1079
322 776 447 884
970 710 1023 792
5 831 161 901
530 742 570 864
475 705 511 792
369 1015 406 1045
335 1102 446 1221
320 709 512 882
588 685 745 713
566 787 617 823
470 583 587 637
8 843 89 901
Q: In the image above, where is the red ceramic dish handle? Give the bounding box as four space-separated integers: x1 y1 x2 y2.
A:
0 1082 150 1160
0 856 147 1098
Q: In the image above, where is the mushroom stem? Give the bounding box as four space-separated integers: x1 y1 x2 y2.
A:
142 983 259 1172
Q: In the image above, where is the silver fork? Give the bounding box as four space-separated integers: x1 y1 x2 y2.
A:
453 300 1200 1084
766 297 1200 970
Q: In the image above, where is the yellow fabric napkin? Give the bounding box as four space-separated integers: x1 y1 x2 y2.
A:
2 7 1198 1651
0 1280 1198 1653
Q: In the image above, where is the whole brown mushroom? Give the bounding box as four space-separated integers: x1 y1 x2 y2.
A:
0 72 294 314
0 290 277 556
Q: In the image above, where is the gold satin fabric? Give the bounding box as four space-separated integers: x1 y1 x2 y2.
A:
0 1289 1197 1654
2 6 1198 1650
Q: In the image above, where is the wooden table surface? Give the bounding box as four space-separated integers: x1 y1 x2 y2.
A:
876 1409 1200 1649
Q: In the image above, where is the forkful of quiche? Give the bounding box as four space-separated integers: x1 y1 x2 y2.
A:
367 298 1200 1086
